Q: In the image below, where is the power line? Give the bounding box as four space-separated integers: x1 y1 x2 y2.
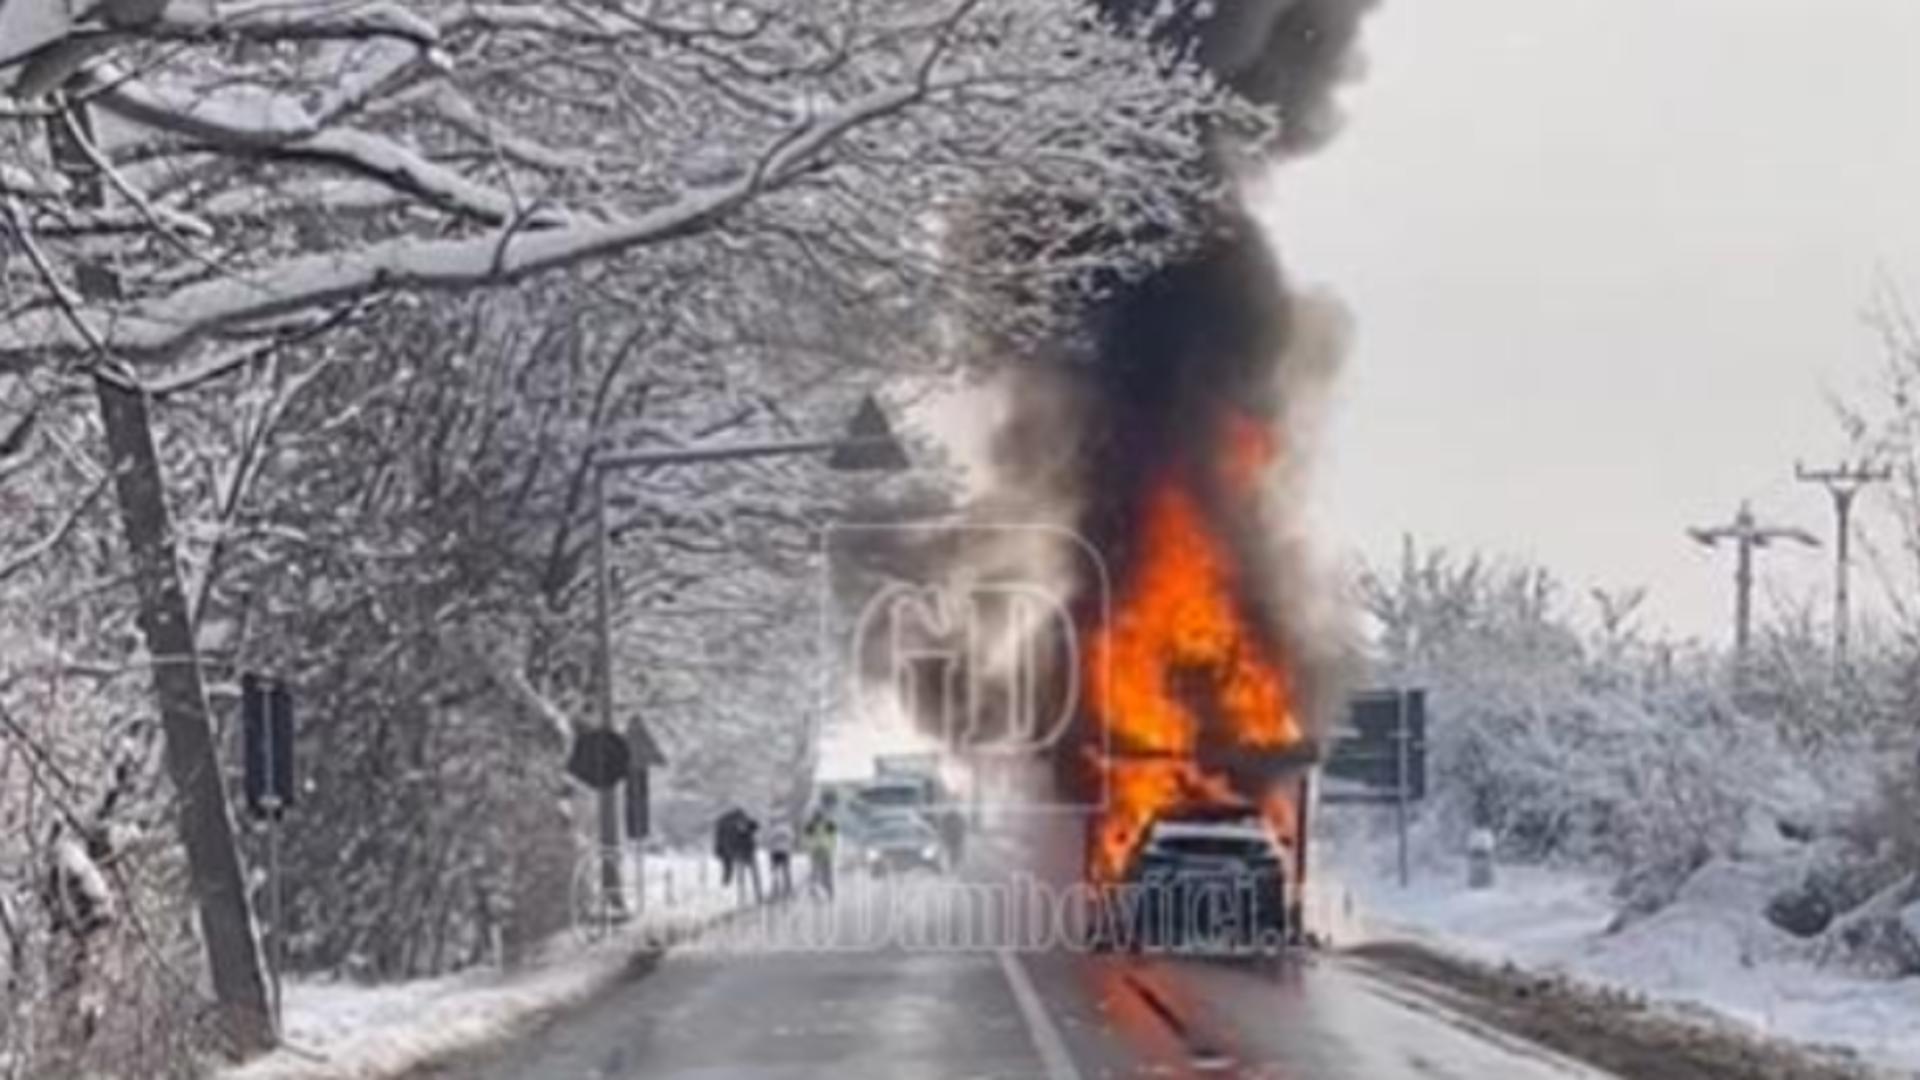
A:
1795 461 1891 670
1688 502 1818 679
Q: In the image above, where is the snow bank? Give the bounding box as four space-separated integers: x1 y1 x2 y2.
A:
217 851 733 1080
1332 839 1920 1075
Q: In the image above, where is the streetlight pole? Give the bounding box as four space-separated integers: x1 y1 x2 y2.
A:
591 466 621 913
587 405 906 912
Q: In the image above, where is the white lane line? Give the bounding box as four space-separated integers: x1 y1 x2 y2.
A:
996 949 1083 1080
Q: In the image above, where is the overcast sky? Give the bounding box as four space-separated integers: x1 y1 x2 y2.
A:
1261 0 1920 642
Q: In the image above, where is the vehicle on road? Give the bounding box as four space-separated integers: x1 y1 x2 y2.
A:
1107 803 1292 953
858 811 947 876
850 759 970 868
855 776 934 813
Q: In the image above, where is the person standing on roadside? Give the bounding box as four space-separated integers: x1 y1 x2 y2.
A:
767 816 796 900
714 807 743 887
736 811 763 904
803 805 838 901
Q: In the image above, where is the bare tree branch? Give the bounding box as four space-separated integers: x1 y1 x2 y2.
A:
0 477 108 584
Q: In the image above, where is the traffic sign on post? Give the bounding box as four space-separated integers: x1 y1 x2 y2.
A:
624 717 667 840
827 395 909 473
1323 688 1428 887
1323 689 1426 803
242 673 296 820
566 728 632 791
239 671 295 1033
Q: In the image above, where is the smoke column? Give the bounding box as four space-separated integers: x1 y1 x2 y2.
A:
1099 0 1375 155
878 1 1377 798
1053 0 1374 734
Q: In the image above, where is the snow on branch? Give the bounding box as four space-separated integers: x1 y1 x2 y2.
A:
0 179 742 363
89 48 426 147
268 127 561 226
416 85 590 173
0 79 929 362
0 161 67 199
151 0 439 49
461 639 575 750
2 0 1239 378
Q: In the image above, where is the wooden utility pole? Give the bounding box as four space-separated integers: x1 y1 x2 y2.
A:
1689 503 1818 682
1796 462 1890 670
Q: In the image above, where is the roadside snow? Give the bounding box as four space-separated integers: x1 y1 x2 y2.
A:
217 851 734 1080
1327 836 1920 1076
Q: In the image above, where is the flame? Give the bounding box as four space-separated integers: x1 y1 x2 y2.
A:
1082 411 1306 881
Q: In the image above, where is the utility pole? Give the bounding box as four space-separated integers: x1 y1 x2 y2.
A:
586 397 907 913
1796 462 1890 670
1689 503 1819 683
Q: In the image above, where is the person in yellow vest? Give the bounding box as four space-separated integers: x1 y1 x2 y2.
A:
803 804 838 901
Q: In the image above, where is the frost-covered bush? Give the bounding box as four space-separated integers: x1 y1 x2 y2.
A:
1807 753 1920 973
1361 544 1807 882
1839 752 1920 887
1427 671 1769 872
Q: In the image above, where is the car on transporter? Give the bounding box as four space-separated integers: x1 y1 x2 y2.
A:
1106 803 1293 954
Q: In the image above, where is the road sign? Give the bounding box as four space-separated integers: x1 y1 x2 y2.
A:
624 716 666 839
627 718 668 768
826 395 910 472
1322 689 1426 804
566 728 631 790
240 672 296 1031
242 674 295 820
1322 688 1428 888
623 767 651 839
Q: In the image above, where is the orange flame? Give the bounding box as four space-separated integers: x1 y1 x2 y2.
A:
1082 412 1306 881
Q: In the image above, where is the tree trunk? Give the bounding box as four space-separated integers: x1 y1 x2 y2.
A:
93 375 276 1057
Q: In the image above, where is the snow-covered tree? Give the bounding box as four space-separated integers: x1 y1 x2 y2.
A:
4 1 1255 1061
1 0 1245 371
1359 541 1791 874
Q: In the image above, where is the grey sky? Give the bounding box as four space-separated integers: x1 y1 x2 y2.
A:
1262 0 1920 641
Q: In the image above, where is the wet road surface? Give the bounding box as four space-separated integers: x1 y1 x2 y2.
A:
433 868 1616 1080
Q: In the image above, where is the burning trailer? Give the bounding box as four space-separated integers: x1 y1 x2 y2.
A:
1078 408 1318 893
1058 0 1372 907
871 0 1374 939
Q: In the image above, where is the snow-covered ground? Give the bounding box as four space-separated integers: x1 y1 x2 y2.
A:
219 850 736 1080
1327 836 1920 1077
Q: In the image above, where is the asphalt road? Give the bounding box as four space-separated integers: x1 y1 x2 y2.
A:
432 850 1617 1080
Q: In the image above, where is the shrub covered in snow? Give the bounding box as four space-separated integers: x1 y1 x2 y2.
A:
1363 546 1782 874
1358 537 1920 988
1809 754 1920 975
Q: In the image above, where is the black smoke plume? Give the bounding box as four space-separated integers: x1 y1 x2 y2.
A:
872 1 1374 786
1069 0 1374 713
1100 0 1375 154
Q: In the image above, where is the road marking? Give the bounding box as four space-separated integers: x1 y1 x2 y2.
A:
996 950 1083 1080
